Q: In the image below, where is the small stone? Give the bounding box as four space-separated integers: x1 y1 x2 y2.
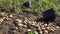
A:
3 17 6 19
13 30 17 33
41 25 45 30
36 24 39 28
56 26 60 29
32 23 35 26
28 29 32 31
0 18 4 22
44 30 48 34
6 18 9 20
23 20 28 25
47 27 50 30
9 14 13 17
28 21 31 23
16 19 22 23
23 25 27 28
15 27 18 29
38 27 41 31
5 15 8 17
51 29 55 32
40 31 43 34
48 23 53 27
54 29 57 31
1 12 6 16
18 24 23 26
44 24 47 27
34 31 38 34
42 27 46 30
42 25 44 27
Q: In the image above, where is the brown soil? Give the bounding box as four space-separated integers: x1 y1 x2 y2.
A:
0 11 60 34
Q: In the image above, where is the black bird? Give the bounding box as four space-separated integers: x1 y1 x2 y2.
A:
42 8 56 23
35 8 56 24
22 1 31 8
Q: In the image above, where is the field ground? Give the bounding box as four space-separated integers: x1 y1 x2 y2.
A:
0 11 60 34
